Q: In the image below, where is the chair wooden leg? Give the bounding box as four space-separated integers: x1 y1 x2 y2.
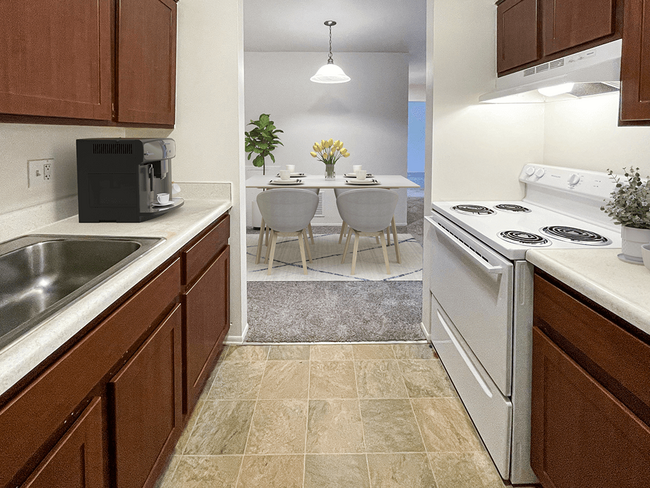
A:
303 229 313 262
265 225 270 246
379 232 391 274
342 228 353 263
298 232 308 275
308 223 315 245
391 215 401 264
255 218 266 264
267 231 278 275
338 221 347 244
265 228 274 265
351 231 360 275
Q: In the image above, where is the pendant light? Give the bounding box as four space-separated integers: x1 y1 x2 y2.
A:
310 20 350 84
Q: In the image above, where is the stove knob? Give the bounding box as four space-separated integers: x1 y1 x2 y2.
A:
534 168 545 178
525 166 535 176
568 173 581 187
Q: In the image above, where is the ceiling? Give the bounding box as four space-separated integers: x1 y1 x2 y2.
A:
243 0 427 87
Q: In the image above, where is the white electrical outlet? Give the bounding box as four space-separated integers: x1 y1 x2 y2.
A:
28 159 53 187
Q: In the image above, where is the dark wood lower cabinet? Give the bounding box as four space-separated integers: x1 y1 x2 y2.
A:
531 272 650 488
0 214 230 488
184 247 230 412
22 397 105 488
110 304 183 488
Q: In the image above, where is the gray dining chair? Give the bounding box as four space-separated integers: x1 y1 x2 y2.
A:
334 187 401 262
256 189 319 275
255 187 319 264
336 188 399 275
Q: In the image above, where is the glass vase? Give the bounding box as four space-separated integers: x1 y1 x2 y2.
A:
324 163 336 179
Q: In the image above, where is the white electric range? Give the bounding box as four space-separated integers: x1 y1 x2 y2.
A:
423 164 621 485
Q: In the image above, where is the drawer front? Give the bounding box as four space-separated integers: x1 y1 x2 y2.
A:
0 258 180 487
534 274 650 408
184 214 230 285
531 327 650 487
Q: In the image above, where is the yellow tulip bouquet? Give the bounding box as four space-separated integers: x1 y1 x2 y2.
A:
310 138 350 165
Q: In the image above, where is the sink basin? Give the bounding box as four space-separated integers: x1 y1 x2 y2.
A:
0 235 163 350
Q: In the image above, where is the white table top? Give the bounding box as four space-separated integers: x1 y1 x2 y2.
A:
245 174 420 189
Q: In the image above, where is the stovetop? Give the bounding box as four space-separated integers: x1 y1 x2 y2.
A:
431 200 621 260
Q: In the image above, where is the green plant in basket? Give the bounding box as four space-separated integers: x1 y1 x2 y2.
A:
601 167 650 229
245 114 283 175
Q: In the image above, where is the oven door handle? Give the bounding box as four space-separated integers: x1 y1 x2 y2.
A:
429 218 505 275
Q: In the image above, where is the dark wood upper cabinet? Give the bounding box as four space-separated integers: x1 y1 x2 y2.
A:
0 0 112 121
0 0 177 127
116 0 177 126
497 0 540 74
620 0 650 122
496 0 621 75
542 0 616 56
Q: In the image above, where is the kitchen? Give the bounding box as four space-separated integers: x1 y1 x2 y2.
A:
1 0 650 487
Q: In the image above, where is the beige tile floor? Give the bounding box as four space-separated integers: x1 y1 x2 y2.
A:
155 343 507 488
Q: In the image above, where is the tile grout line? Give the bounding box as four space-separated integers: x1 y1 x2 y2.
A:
351 347 372 487
233 346 269 487
303 347 313 488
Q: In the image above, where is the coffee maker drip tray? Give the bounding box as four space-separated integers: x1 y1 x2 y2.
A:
151 197 184 211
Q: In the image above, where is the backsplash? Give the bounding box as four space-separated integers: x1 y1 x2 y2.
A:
1 124 171 218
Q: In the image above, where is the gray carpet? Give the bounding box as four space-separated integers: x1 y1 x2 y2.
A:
246 281 424 342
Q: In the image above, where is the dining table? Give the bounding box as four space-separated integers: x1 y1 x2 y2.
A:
245 173 420 264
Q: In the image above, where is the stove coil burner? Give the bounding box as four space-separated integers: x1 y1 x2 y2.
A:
541 226 611 246
498 230 551 246
452 205 495 215
494 204 531 213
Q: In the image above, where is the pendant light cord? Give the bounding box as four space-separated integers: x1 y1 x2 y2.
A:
328 24 334 64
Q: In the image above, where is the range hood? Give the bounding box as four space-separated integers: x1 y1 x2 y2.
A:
479 40 622 103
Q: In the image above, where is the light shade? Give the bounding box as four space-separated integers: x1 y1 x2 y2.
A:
310 63 351 84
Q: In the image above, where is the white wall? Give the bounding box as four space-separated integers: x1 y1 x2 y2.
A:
244 52 409 225
543 94 650 175
173 0 246 342
431 0 545 201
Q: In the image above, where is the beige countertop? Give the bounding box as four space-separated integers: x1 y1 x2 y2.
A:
0 193 231 397
526 248 650 336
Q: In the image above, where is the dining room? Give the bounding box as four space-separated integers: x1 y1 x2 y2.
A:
242 3 426 344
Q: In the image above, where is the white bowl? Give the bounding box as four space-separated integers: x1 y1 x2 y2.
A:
642 243 650 271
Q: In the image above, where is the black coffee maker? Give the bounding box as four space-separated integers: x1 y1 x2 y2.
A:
76 138 183 222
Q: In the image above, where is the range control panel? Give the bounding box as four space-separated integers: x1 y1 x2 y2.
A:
519 164 617 199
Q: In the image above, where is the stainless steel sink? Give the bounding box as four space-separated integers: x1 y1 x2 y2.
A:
0 235 164 350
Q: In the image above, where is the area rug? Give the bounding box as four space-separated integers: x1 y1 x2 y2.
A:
246 281 425 342
247 232 422 282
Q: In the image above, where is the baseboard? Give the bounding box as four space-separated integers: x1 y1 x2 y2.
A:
420 321 431 342
224 322 249 345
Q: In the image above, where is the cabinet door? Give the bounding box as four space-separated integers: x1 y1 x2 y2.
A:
116 0 177 126
110 304 182 488
0 0 112 120
620 0 650 122
541 0 615 56
184 247 230 412
497 0 540 74
531 328 650 488
21 397 105 488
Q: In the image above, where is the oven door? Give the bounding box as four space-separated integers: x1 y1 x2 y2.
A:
425 214 513 395
431 294 513 479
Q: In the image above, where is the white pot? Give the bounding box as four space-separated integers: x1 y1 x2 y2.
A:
620 226 650 261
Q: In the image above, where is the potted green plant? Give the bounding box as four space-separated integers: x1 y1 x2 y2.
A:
601 167 650 263
245 114 283 175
